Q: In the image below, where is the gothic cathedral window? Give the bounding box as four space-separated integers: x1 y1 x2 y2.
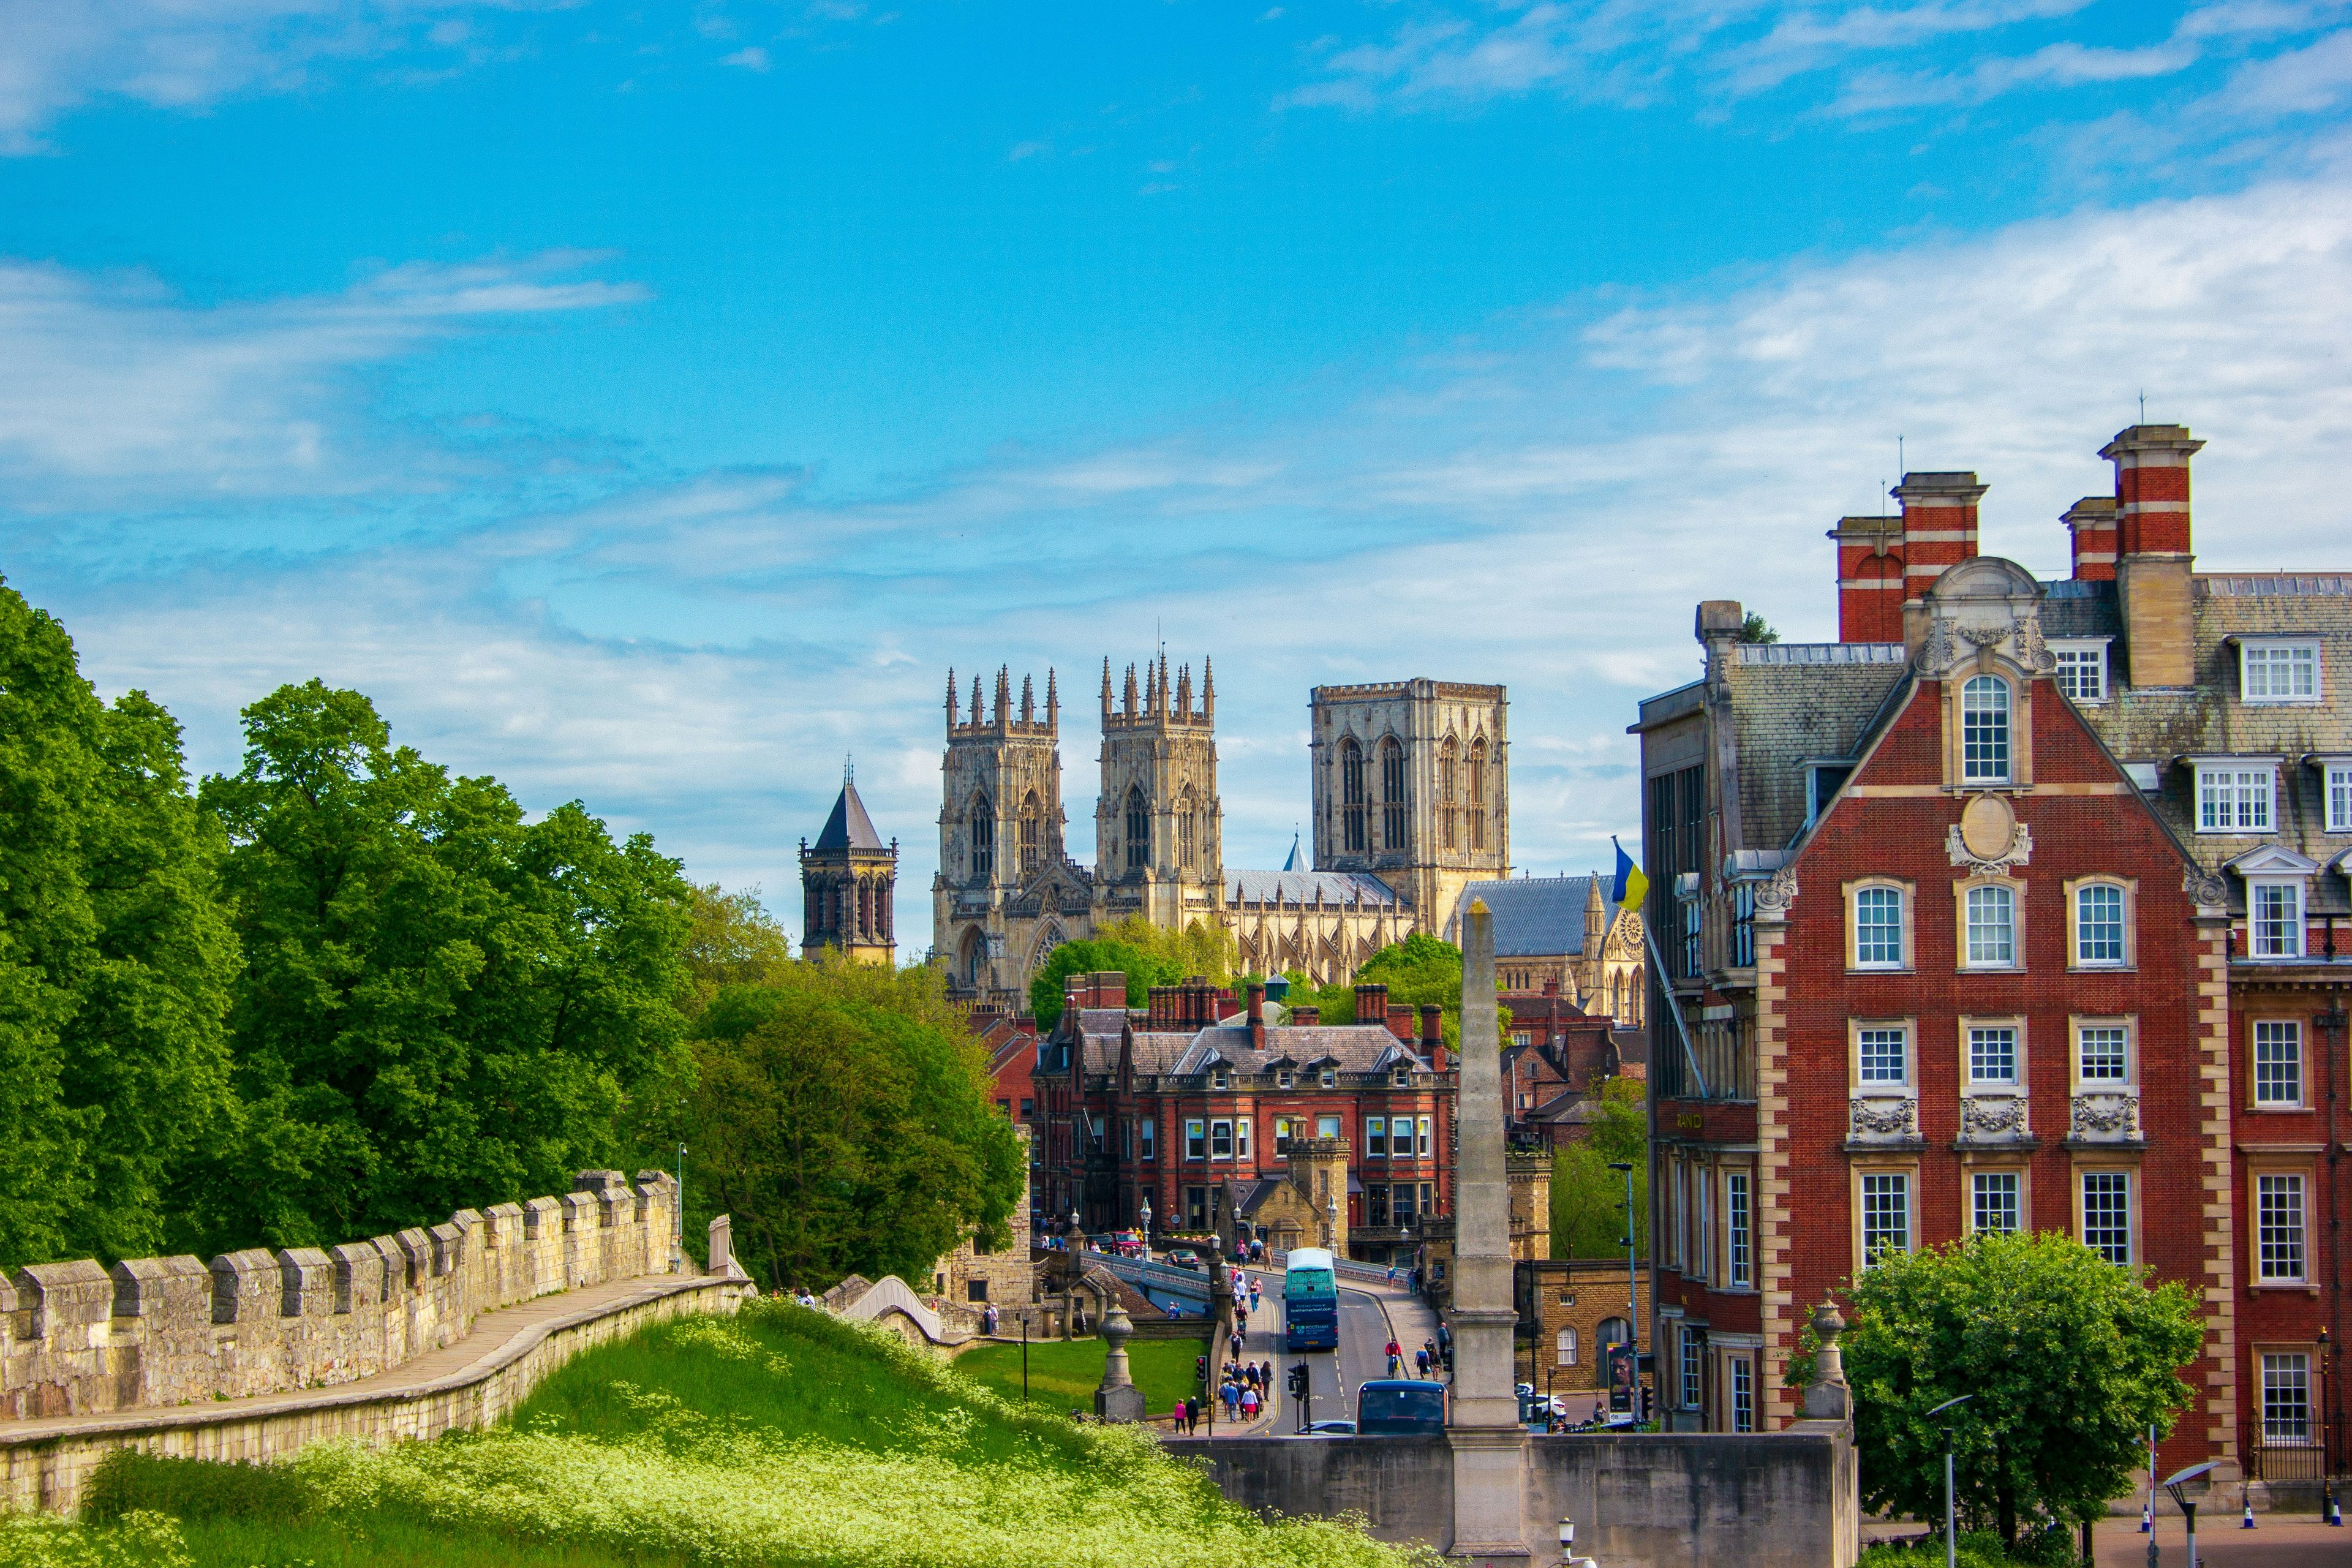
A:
1177 789 1196 870
1018 791 1041 879
1469 739 1488 851
1125 786 1150 872
1439 738 1459 850
1381 737 1408 852
969 794 993 882
1341 739 1366 853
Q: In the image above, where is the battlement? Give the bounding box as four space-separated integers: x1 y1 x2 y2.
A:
1100 653 1213 729
0 1170 679 1422
948 666 1058 738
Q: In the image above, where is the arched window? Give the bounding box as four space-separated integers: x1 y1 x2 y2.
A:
1596 1316 1632 1349
1340 739 1366 853
1381 737 1408 851
1438 737 1459 850
959 927 987 986
1961 675 2011 783
1965 882 2017 967
1125 785 1150 872
1018 791 1042 880
1177 789 1196 869
857 880 872 940
1468 739 1488 851
804 880 823 941
968 794 994 882
1556 1327 1578 1366
2074 881 2128 967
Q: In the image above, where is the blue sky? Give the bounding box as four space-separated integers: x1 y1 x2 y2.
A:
6 0 2351 955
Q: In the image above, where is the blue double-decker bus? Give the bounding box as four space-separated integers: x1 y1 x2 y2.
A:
1283 1247 1338 1351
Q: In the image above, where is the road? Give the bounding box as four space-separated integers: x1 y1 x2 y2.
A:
1262 1268 1444 1434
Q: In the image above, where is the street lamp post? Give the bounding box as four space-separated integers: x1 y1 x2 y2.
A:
1324 1194 1338 1251
1610 1160 1637 1412
2321 1327 2340 1527
1140 1197 1153 1260
1927 1394 1974 1568
2163 1463 2217 1568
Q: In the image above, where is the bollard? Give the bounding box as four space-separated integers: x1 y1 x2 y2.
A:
2139 1499 2152 1534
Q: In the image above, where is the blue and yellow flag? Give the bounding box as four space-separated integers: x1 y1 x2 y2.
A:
1610 837 1648 913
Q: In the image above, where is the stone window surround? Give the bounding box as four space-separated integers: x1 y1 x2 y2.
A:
1953 873 2026 972
2069 1014 2139 1091
2193 757 2278 835
2246 1015 2308 1111
1720 1161 1756 1292
1958 1152 2032 1237
2320 756 2352 834
1849 1014 1918 1091
2245 875 2309 959
2063 875 2137 971
2067 1149 2144 1266
2241 1148 2319 1291
1849 1159 1920 1275
1958 1012 2030 1091
2048 637 2111 704
1845 876 1916 972
1939 666 2035 791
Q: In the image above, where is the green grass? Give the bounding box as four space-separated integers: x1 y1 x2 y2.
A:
47 1302 1419 1568
952 1334 1205 1418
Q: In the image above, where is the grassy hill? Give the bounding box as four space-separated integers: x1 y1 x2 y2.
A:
952 1333 1201 1419
18 1302 1419 1568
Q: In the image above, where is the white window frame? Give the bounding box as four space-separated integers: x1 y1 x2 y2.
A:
2262 1352 2312 1442
2248 878 2306 959
2326 761 2352 834
2253 1020 2305 1107
1852 883 1909 970
1185 1118 1206 1161
1557 1327 1578 1366
1695 1167 1713 1282
1316 1114 1341 1138
1417 1115 1432 1156
1365 1116 1387 1157
1963 881 2019 969
2073 1020 2133 1087
2049 639 2109 704
1960 674 2013 783
1856 1023 1910 1087
1319 1066 1337 1088
1725 1170 1752 1289
1970 1170 2022 1235
1966 1023 2021 1087
2257 1172 2308 1283
2080 1170 2133 1266
1209 1118 1234 1160
1730 1356 1754 1433
1859 1171 1912 1265
2196 760 2276 833
2239 638 2321 704
1679 1324 1702 1409
1235 1118 1251 1160
1140 1118 1155 1160
2073 881 2129 968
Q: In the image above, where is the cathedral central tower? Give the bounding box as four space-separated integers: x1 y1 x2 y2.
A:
1095 654 1224 933
933 666 1066 1000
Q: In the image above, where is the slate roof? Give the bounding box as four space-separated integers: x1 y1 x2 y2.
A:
1719 644 1911 852
1170 1023 1427 1077
1229 869 1401 906
1453 876 1602 957
2075 573 2352 897
812 779 886 851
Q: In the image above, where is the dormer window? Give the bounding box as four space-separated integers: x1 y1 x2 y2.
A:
2240 639 2320 704
2250 881 2305 959
2196 760 2276 833
1392 1068 1409 1087
1212 1068 1230 1090
1276 1069 1294 1090
1319 1066 1337 1088
2049 639 2109 704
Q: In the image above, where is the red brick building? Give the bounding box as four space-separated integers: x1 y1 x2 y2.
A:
1031 974 1455 1264
1635 424 2350 1496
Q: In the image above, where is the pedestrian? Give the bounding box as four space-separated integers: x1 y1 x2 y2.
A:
1415 1346 1430 1377
1221 1379 1238 1419
1259 1359 1273 1392
1241 1385 1259 1421
1385 1337 1401 1364
1188 1396 1201 1434
983 1303 1000 1336
1386 1262 1398 1286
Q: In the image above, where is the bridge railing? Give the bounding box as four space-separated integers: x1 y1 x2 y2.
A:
1094 1253 1210 1297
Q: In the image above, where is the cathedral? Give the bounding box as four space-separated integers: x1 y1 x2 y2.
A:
918 657 1520 1009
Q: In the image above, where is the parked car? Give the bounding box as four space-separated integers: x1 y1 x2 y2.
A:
1166 1248 1201 1270
1302 1420 1357 1436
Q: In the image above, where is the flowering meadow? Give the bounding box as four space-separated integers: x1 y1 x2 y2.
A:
11 1302 1431 1568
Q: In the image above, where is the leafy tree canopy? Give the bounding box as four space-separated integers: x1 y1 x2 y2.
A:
1254 932 1472 1049
0 580 239 1268
1025 917 1234 1028
1823 1231 2203 1546
678 883 797 1017
687 956 1023 1291
1548 1077 1649 1259
194 680 695 1251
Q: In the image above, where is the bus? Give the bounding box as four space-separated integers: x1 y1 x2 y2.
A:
1283 1247 1338 1351
1357 1379 1447 1435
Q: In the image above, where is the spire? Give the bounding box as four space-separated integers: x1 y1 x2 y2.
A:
971 673 984 727
1144 658 1157 713
993 666 1011 726
1101 658 1114 720
845 754 854 785
1175 662 1193 719
1046 668 1059 733
946 668 959 730
1202 656 1215 721
1020 673 1034 724
1156 652 1170 715
1283 831 1304 872
1123 663 1139 716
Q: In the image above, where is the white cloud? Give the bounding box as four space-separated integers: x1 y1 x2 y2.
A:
721 45 771 71
0 0 545 154
0 253 644 510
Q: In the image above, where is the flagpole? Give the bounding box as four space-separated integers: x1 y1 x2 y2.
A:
1613 837 1709 1101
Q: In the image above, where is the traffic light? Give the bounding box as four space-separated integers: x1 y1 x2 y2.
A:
1196 1355 1207 1385
1641 1383 1655 1423
1288 1363 1310 1397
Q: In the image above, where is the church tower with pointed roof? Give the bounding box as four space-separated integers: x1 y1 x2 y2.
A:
800 760 899 965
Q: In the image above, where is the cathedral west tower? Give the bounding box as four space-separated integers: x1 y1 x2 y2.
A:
1095 654 1226 934
934 666 1074 1004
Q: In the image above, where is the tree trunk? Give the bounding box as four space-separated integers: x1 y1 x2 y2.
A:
1997 1480 2016 1548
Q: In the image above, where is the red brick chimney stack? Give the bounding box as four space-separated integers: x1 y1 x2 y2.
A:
2103 424 2204 688
1420 1003 1446 1072
1828 514 1905 641
2062 495 2119 581
1354 983 1389 1026
1246 981 1267 1050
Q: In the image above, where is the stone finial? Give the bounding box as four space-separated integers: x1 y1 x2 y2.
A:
1803 1300 1852 1422
1093 1301 1146 1423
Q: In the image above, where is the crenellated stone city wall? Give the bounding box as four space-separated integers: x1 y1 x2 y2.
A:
0 1170 678 1422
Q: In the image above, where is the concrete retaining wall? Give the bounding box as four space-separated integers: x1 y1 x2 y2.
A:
1 1171 677 1423
0 1273 746 1515
1175 1418 1856 1568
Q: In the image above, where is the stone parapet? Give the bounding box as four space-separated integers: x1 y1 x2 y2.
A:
0 1171 679 1425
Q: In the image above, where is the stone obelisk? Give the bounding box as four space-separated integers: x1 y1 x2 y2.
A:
1447 899 1528 1561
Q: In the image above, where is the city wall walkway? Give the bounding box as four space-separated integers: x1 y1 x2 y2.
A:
0 1268 749 1514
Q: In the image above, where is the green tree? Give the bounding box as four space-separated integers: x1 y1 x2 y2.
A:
0 581 238 1269
1825 1231 2203 1547
1738 612 1779 644
689 956 1023 1289
677 883 797 1018
1548 1077 1648 1259
1028 937 1169 1028
196 680 695 1250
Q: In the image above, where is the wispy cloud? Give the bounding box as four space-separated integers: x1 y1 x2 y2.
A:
721 45 771 71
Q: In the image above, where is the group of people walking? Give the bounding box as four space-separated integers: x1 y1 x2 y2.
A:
1171 1357 1278 1431
1382 1336 1443 1380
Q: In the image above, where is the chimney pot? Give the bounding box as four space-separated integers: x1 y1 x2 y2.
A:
1353 982 1389 1025
1292 1005 1320 1026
